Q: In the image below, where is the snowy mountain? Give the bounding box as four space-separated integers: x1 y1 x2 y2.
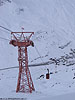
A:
0 0 75 99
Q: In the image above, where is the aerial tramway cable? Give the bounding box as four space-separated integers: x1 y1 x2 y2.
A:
0 25 20 41
35 45 44 63
0 62 49 71
0 25 12 41
0 25 12 32
34 45 47 67
0 36 10 41
0 25 21 37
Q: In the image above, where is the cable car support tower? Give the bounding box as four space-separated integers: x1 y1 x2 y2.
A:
9 31 35 93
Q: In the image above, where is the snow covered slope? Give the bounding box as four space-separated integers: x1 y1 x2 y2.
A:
0 0 75 67
0 0 75 99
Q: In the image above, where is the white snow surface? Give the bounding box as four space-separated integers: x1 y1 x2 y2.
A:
0 0 75 99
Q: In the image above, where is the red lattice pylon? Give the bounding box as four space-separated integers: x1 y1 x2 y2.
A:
9 32 35 93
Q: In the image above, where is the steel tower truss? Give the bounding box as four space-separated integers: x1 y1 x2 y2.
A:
10 32 35 93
